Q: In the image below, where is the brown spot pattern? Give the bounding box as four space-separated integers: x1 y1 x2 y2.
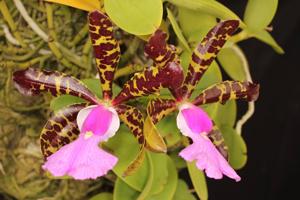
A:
115 104 145 144
40 103 88 159
147 98 176 124
193 81 260 106
179 20 240 98
89 10 120 100
112 62 184 105
13 68 98 104
208 124 229 160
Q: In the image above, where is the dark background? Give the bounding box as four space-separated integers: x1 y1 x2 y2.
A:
207 0 300 199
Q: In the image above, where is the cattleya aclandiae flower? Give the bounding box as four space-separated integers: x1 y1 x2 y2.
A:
12 10 183 180
145 20 260 181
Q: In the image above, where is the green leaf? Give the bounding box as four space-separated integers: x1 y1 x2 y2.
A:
168 0 244 27
167 8 191 52
174 180 196 200
201 103 218 122
220 125 247 169
145 157 178 200
90 193 113 200
244 0 278 30
135 152 154 199
250 29 284 54
218 45 247 81
81 78 102 98
177 6 216 43
187 162 208 200
147 153 169 196
104 0 163 35
169 151 187 170
107 128 169 196
156 114 182 148
113 178 140 200
197 61 222 91
214 100 237 127
203 100 237 128
106 126 149 191
50 95 85 112
113 155 176 200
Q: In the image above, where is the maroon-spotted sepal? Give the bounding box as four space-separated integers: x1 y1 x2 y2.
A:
13 68 98 104
208 124 229 161
40 103 88 159
115 104 145 145
179 20 240 98
193 81 260 106
144 29 179 68
115 104 147 176
112 62 184 105
88 10 120 100
147 98 177 124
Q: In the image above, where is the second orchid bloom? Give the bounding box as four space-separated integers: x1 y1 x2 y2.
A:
145 20 259 181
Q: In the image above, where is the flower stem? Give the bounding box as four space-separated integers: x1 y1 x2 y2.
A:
232 45 255 135
0 0 27 47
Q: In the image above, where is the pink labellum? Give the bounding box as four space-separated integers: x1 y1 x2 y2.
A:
179 133 241 181
77 105 120 141
177 103 213 137
43 105 120 180
176 103 240 181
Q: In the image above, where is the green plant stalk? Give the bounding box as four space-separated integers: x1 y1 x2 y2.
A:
0 0 27 47
114 64 144 79
58 44 87 69
0 54 51 69
0 45 28 54
3 40 45 62
45 3 87 69
45 3 75 69
82 38 93 75
4 68 12 106
119 37 141 66
68 23 89 47
82 38 92 61
23 1 46 13
230 30 251 44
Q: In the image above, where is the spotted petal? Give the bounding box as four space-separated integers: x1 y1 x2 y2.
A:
144 29 179 68
179 20 239 98
193 81 260 106
208 124 229 161
115 104 146 175
147 98 177 124
89 10 120 100
115 104 144 144
13 68 98 104
112 62 184 105
40 103 88 158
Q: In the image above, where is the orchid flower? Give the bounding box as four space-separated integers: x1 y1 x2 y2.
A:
145 20 260 181
12 11 183 180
